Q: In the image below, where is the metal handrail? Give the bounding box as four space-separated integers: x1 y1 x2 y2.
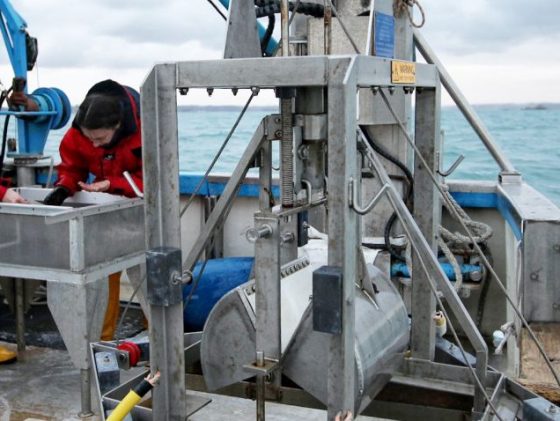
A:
413 28 518 176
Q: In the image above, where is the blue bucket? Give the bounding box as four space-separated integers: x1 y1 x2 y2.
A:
183 257 254 331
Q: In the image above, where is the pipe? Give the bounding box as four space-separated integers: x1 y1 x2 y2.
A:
123 171 144 198
413 29 517 175
391 261 482 281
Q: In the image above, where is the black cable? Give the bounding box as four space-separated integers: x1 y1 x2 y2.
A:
360 126 414 261
206 0 227 20
261 13 275 56
0 88 13 176
254 0 326 18
0 115 11 176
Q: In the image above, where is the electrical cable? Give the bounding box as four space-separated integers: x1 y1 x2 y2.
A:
378 87 560 387
206 0 227 20
0 88 12 176
0 115 11 176
261 14 275 56
360 127 413 261
254 0 325 18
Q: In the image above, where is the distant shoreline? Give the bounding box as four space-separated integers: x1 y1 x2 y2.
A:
69 103 560 111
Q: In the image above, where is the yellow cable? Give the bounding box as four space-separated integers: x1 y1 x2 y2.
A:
106 390 142 421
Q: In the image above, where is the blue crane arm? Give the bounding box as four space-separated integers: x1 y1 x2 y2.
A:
0 0 71 157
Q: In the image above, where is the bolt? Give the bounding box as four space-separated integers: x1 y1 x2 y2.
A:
251 86 260 96
274 130 282 138
371 86 379 95
179 87 189 96
553 303 560 311
388 86 395 95
246 225 273 243
297 144 310 160
170 271 181 285
530 271 540 281
554 244 560 253
232 88 238 96
280 232 295 245
207 87 214 96
547 405 558 414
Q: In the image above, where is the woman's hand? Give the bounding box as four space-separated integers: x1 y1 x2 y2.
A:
78 180 110 193
2 189 27 203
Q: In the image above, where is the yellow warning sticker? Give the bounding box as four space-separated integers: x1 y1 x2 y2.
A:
391 60 416 84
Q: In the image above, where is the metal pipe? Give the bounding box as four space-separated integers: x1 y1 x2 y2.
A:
256 351 265 421
79 368 93 417
413 29 517 174
324 0 332 55
123 171 144 198
281 0 289 56
14 278 25 355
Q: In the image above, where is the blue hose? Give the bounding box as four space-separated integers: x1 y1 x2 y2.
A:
391 262 481 281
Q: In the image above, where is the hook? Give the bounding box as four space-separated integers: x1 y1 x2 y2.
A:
438 154 465 177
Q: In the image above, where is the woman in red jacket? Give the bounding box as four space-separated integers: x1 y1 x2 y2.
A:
42 79 142 205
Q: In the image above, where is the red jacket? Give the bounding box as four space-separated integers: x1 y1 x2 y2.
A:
0 185 6 201
56 81 143 197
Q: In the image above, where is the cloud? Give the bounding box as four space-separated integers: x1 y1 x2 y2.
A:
421 0 560 55
1 0 557 105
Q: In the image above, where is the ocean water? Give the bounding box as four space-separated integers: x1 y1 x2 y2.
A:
36 104 560 205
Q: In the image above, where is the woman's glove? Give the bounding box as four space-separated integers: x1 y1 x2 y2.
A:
43 186 70 206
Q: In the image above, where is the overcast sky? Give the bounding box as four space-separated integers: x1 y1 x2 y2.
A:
3 0 559 106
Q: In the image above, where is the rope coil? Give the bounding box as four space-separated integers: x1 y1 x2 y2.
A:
394 0 425 28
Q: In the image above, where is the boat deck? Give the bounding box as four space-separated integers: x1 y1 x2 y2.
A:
0 341 383 420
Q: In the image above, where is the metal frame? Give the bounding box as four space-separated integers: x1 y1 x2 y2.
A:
139 54 469 419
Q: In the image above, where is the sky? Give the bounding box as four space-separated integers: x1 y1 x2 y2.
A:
2 0 559 106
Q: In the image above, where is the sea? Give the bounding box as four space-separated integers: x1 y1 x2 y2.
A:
37 104 560 205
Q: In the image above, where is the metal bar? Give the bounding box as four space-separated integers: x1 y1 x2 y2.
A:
141 63 187 420
410 85 441 360
176 57 329 89
254 214 281 420
14 278 25 355
413 29 517 175
182 118 275 274
175 56 438 90
326 56 358 418
281 0 289 56
324 0 332 55
365 0 375 55
79 368 93 417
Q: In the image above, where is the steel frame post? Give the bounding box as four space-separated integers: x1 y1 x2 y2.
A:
326 57 358 418
254 212 281 420
410 82 441 361
141 63 187 420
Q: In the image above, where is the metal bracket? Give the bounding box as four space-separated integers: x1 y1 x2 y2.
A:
437 154 464 177
348 177 390 215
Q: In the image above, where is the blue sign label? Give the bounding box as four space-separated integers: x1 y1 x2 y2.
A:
374 12 395 58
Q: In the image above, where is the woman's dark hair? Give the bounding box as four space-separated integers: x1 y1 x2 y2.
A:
74 94 124 130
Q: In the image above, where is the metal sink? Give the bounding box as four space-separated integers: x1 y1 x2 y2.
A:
0 187 145 271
